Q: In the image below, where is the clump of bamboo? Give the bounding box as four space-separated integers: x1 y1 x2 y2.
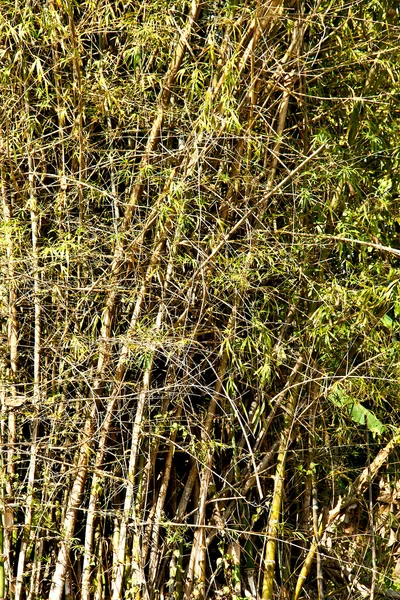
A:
1 1 400 600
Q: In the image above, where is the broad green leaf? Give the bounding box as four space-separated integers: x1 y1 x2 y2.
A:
329 386 385 435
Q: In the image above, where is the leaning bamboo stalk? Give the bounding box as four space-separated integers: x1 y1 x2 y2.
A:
183 452 213 600
49 410 96 600
101 69 120 230
2 195 18 431
161 21 297 550
155 0 287 235
139 353 187 540
91 0 201 395
261 435 289 600
76 0 201 405
136 386 172 519
80 398 118 600
212 0 285 100
166 303 240 592
176 143 326 329
293 427 400 600
177 4 318 316
33 382 68 600
171 311 236 529
14 436 38 600
121 0 201 232
204 440 280 555
254 353 304 454
170 0 287 207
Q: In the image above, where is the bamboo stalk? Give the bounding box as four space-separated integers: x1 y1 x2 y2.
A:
70 28 204 579
0 446 4 600
88 0 201 386
15 99 41 600
48 0 68 217
81 396 117 600
262 355 305 600
94 522 104 600
140 355 188 574
175 143 326 329
230 540 242 599
212 0 285 100
49 409 96 600
27 538 44 600
0 3 395 598
121 0 202 232
262 433 288 600
148 402 184 584
14 435 38 600
66 0 85 223
1 144 18 595
111 367 152 600
367 429 376 600
52 164 179 600
165 26 305 575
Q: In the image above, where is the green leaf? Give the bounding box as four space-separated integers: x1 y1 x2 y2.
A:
381 313 394 329
329 386 385 435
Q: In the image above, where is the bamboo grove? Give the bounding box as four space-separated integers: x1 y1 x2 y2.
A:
1 0 400 599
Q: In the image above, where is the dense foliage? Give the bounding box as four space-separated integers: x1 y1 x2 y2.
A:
1 1 400 599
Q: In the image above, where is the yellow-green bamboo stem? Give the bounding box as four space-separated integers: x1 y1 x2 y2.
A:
262 438 287 600
262 354 304 600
